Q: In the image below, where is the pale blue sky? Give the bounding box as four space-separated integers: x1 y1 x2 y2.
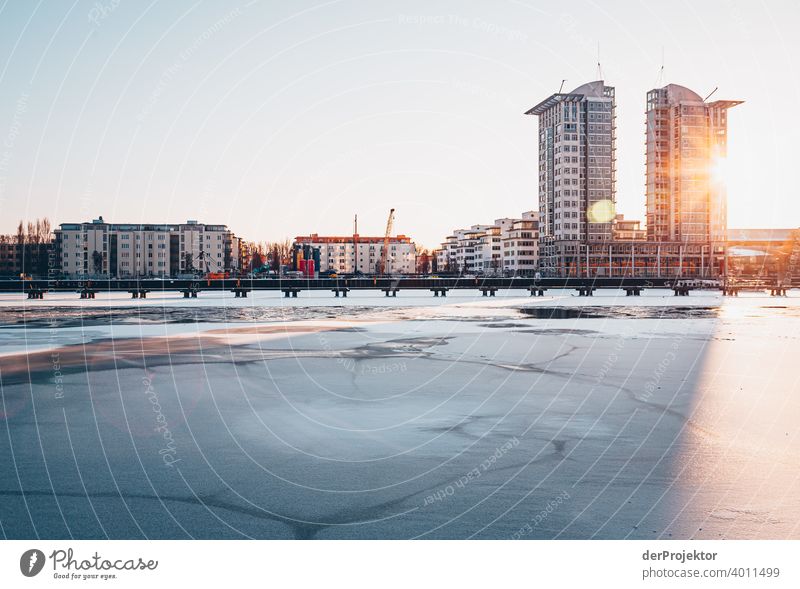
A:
0 0 797 247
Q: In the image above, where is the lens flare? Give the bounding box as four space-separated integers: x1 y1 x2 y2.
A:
588 199 616 223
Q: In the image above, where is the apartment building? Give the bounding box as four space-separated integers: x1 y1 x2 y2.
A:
612 214 646 241
456 226 492 273
645 84 741 245
475 226 503 272
0 220 55 277
502 211 540 275
55 217 241 278
292 233 416 274
436 212 540 275
526 80 616 275
436 235 459 272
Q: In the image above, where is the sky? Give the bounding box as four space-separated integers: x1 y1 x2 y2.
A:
0 0 798 249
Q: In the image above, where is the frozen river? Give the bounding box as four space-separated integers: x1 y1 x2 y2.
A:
0 289 798 539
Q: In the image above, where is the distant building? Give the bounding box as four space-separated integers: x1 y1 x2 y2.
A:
433 226 489 274
0 238 52 277
436 236 457 272
436 211 540 275
55 217 241 278
0 240 15 275
526 80 616 276
457 226 493 273
502 211 540 275
237 239 252 272
0 220 55 277
612 214 646 241
727 228 795 245
726 228 800 281
292 233 416 274
436 226 492 274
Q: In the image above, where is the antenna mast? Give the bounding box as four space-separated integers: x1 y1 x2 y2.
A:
703 87 719 102
655 47 665 86
596 42 603 79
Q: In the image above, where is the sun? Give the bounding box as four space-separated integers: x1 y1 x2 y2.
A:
711 156 730 185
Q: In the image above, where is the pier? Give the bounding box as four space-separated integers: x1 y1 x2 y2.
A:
3 276 794 300
3 276 791 299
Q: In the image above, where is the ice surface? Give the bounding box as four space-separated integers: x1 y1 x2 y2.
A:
0 289 798 539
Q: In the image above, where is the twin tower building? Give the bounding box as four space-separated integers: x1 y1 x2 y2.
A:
526 81 741 277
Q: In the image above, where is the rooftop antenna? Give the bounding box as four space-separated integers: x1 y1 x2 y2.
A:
558 79 566 93
354 214 358 235
655 47 665 86
703 87 719 102
596 42 603 80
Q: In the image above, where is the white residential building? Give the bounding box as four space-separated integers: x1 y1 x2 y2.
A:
438 233 463 272
437 212 540 275
55 217 241 278
502 211 540 275
475 226 502 273
293 233 416 274
455 227 490 273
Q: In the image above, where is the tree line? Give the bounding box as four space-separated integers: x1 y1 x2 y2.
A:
247 238 293 272
0 218 53 244
0 218 54 276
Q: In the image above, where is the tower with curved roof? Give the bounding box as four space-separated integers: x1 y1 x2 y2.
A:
525 80 616 276
645 84 742 247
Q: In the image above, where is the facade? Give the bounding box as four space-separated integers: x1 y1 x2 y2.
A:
522 81 741 278
292 234 416 274
0 240 14 275
726 228 800 281
436 212 540 276
645 84 742 245
440 226 490 274
55 217 241 278
526 80 616 276
237 238 251 273
569 241 718 278
502 211 540 275
612 214 646 241
435 227 485 274
0 239 53 277
475 226 503 272
641 84 742 277
436 234 461 273
456 226 492 273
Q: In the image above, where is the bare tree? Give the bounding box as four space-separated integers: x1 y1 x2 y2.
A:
92 250 103 276
250 250 264 271
270 245 280 272
278 238 292 266
416 249 431 274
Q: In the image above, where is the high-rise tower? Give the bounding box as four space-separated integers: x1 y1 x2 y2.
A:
526 80 616 276
645 84 742 245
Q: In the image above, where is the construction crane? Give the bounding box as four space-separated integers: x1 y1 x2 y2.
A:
197 249 227 279
379 208 395 275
